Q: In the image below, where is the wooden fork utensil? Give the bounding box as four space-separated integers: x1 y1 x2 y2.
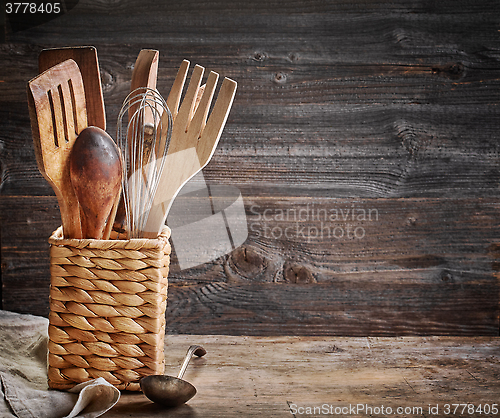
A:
140 60 237 238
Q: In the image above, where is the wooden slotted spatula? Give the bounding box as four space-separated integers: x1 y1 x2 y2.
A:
38 46 106 130
27 59 87 239
140 60 237 238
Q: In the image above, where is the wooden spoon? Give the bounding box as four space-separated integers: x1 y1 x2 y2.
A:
69 126 122 239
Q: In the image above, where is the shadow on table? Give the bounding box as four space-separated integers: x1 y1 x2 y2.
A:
107 393 200 417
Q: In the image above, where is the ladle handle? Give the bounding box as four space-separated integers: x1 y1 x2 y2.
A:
177 345 207 379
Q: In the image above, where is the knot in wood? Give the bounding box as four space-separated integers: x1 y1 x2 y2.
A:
273 72 287 84
440 270 454 283
431 62 465 80
100 69 115 91
406 216 417 226
252 52 267 62
284 263 316 284
230 246 267 276
225 245 283 283
394 120 428 160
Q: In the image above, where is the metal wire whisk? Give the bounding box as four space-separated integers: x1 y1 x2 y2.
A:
117 87 173 238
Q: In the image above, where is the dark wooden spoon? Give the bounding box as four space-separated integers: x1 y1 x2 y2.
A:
70 126 122 239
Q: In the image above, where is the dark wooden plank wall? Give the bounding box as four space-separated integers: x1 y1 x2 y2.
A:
1 0 499 336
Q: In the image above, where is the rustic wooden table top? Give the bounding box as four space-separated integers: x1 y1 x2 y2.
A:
102 334 500 417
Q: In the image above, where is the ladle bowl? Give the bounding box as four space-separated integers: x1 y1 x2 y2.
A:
140 375 197 407
140 345 206 407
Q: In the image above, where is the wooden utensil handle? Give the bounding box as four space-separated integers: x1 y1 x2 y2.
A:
57 192 83 239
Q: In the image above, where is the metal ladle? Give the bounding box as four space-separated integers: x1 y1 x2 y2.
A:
140 345 206 407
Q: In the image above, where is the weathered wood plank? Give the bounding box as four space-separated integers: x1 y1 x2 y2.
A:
2 196 498 334
3 196 499 281
164 278 498 336
2 102 499 198
5 1 500 50
2 0 499 104
2 45 499 105
103 334 500 417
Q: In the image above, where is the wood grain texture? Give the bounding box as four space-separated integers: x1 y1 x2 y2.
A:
102 334 500 417
2 195 498 335
1 0 499 335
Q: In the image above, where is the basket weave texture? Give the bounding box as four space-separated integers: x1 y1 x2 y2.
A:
47 226 171 391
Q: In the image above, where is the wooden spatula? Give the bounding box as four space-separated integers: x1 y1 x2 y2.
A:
129 49 161 168
38 46 106 130
140 60 237 238
27 59 87 239
129 49 159 125
114 49 160 230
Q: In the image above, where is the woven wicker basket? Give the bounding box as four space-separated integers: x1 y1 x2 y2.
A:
47 226 171 391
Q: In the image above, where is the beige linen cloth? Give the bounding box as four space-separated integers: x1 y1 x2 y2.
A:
0 310 120 418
